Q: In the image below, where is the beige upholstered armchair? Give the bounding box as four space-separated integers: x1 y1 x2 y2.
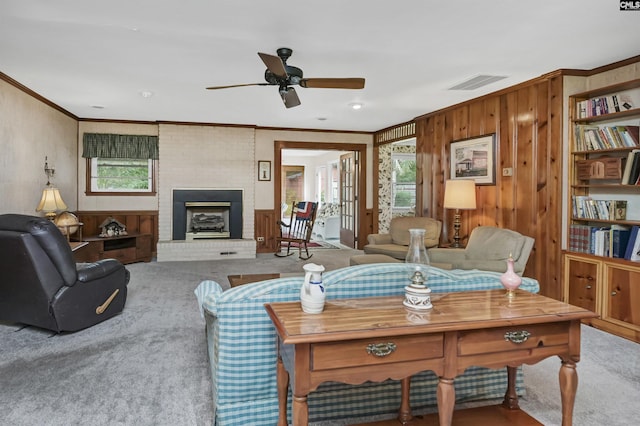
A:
427 226 534 275
364 217 442 260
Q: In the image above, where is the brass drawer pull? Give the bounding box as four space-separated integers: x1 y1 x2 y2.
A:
504 330 531 344
366 342 397 357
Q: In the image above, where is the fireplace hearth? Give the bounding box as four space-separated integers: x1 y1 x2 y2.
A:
173 190 242 240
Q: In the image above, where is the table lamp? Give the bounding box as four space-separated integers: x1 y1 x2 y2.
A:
36 156 68 221
443 179 476 248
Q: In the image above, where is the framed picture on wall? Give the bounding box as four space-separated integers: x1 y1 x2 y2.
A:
449 133 496 185
258 160 271 181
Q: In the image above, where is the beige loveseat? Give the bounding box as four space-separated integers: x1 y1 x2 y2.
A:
427 226 534 275
364 216 442 259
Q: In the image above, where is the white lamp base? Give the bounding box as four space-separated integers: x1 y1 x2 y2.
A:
403 285 433 310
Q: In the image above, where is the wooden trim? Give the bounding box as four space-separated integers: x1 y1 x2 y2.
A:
374 121 416 146
84 157 158 196
274 140 368 249
0 71 78 120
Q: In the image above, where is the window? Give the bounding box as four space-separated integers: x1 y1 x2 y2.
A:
87 157 156 195
391 153 416 212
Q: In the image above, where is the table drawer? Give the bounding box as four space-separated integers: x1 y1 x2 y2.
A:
458 322 570 356
311 333 443 371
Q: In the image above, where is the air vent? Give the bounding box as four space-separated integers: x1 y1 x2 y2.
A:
449 75 507 91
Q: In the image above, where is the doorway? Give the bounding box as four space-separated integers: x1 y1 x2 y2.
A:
274 141 367 249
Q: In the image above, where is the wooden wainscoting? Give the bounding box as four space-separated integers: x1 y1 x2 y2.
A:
75 210 159 257
256 207 374 252
255 209 278 253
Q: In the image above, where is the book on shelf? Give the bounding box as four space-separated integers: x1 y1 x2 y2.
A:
611 200 627 220
624 226 640 261
611 227 632 258
574 125 639 151
625 150 640 185
569 224 593 253
621 150 639 184
572 196 628 221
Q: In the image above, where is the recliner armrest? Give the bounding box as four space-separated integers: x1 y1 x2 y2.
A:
367 233 393 245
77 259 127 283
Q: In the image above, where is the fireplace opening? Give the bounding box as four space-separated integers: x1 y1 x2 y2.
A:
185 202 230 240
173 189 243 240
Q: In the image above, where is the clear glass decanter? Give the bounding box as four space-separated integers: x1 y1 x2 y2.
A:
403 228 433 310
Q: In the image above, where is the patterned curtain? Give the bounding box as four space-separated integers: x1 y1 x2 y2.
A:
82 133 159 159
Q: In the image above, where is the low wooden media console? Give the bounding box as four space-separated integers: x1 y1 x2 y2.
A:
265 290 597 426
73 233 152 264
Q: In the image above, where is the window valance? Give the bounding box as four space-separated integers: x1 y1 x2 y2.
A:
82 133 159 160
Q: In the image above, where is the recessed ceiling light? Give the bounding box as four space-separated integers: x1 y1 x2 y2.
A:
349 102 363 110
90 105 105 109
317 117 327 121
140 91 154 98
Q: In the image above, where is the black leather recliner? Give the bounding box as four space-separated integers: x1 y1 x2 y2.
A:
0 214 129 332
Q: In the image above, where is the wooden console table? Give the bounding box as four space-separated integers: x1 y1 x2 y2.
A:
73 233 152 264
265 290 597 426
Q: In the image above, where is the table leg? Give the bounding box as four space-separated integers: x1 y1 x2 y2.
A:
277 357 289 426
398 377 413 423
437 377 455 426
502 366 520 409
559 360 577 426
292 395 309 426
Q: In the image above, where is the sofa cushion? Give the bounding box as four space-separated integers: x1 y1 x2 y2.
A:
361 244 409 260
390 217 441 247
465 227 525 261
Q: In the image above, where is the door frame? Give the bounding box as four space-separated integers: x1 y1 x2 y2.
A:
274 141 367 249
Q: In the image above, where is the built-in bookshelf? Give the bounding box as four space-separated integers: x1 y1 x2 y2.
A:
564 78 640 343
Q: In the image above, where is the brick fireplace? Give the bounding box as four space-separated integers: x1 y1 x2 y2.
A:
155 124 256 261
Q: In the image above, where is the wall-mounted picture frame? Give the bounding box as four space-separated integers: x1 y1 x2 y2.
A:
258 160 271 181
449 133 496 185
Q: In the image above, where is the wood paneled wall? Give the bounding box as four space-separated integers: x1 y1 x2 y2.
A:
75 210 159 256
415 73 564 299
255 209 278 253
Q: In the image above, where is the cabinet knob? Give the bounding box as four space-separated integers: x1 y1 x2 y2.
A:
611 291 617 296
585 285 592 289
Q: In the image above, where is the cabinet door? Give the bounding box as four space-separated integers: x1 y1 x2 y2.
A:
564 256 599 313
605 265 640 328
136 234 152 261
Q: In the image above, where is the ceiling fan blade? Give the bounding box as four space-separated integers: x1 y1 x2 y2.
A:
280 87 301 108
258 52 287 79
299 78 365 89
206 83 269 90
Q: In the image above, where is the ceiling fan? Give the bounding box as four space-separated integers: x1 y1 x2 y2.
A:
206 47 365 108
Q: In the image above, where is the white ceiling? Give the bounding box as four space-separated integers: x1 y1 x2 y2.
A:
1 1 639 132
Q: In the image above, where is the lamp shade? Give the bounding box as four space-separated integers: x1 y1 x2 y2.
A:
443 179 476 210
36 187 68 214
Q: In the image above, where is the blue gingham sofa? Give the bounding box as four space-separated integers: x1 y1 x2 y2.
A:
194 263 539 426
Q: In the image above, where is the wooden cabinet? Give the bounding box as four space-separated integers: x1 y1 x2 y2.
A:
564 79 640 343
563 253 640 343
74 233 152 264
